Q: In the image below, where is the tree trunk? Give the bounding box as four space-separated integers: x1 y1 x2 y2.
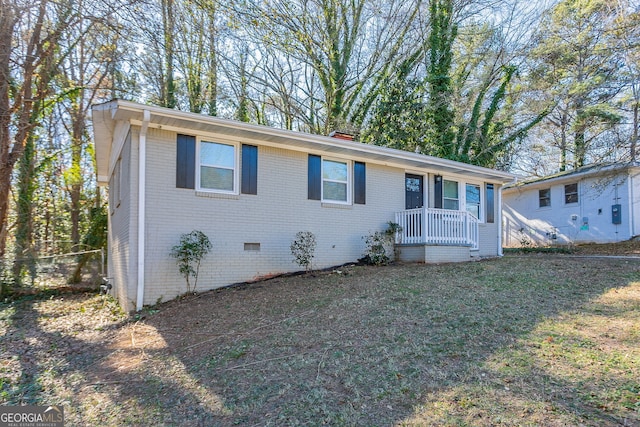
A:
632 101 638 162
162 0 176 109
69 109 85 251
0 0 16 260
12 134 36 286
559 109 568 172
574 101 586 169
207 5 217 116
0 0 57 262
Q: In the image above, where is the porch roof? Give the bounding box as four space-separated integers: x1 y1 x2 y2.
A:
92 99 516 185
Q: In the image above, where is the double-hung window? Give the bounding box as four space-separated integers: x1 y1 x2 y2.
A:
109 158 122 214
564 183 578 204
465 183 481 219
443 179 459 210
539 188 551 207
198 140 237 193
322 158 349 203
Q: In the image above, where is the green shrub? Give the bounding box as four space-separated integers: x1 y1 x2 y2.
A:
170 230 212 293
362 222 401 266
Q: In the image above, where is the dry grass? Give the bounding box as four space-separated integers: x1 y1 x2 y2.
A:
572 239 640 256
1 255 638 426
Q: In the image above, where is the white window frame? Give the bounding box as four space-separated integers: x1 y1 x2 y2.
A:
443 178 460 211
321 157 351 204
538 188 551 208
465 182 482 221
109 157 122 215
564 182 578 204
440 176 486 223
196 138 239 195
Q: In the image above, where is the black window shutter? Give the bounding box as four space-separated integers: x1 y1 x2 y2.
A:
241 144 258 195
486 183 495 223
354 161 366 204
308 154 321 200
434 175 443 208
176 134 195 189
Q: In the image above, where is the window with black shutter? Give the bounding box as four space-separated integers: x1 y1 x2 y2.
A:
354 161 366 204
176 134 196 189
308 154 321 200
241 145 258 195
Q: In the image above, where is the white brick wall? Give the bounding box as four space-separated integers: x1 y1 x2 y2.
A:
478 223 498 256
108 131 138 311
141 128 404 305
110 127 506 307
398 245 470 263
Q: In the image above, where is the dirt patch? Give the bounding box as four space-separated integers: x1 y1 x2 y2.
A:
1 257 639 426
572 239 640 256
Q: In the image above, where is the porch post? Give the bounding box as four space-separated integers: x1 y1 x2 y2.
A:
422 207 427 244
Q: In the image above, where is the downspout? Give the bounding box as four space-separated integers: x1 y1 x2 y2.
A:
629 169 636 238
136 110 150 311
497 185 504 256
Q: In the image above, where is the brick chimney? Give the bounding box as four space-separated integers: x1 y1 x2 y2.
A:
329 131 355 141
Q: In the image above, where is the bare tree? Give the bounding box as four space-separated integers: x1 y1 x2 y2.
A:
0 0 79 263
234 0 423 134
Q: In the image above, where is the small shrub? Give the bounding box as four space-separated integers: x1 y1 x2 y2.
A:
290 231 317 272
170 230 212 294
385 221 402 238
518 228 534 248
363 231 390 266
362 222 402 266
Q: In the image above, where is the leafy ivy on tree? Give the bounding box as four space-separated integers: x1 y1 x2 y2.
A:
361 54 429 152
426 0 458 160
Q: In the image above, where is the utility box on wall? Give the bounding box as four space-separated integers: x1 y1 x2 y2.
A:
612 204 622 225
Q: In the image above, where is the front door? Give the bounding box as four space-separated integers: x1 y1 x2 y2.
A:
405 174 424 209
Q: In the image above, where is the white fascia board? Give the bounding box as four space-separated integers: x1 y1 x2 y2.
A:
106 99 516 184
505 163 640 193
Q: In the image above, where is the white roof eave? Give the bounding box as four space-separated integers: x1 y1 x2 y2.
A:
92 99 516 184
504 162 640 193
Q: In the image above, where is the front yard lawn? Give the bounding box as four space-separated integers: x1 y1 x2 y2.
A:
1 255 639 426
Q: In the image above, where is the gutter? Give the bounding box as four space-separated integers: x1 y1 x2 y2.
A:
102 99 514 183
136 110 150 311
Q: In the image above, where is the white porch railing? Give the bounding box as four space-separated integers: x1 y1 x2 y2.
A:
394 208 479 250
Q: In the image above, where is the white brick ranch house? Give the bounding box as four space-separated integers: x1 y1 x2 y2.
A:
92 100 515 311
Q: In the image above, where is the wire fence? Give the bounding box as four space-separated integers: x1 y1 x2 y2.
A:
1 249 105 292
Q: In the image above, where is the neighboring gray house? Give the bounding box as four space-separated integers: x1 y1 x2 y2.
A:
92 100 515 311
503 163 640 247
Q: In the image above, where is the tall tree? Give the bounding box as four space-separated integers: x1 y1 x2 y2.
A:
361 53 429 151
174 0 219 114
162 0 177 108
426 0 458 158
612 2 640 162
0 0 78 265
236 0 423 134
530 0 624 171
